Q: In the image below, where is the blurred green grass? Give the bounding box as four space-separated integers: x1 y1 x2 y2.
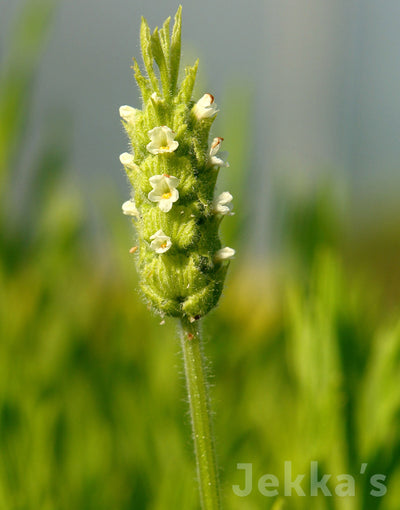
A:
1 2 399 509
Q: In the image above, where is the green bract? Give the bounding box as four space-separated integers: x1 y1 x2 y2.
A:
120 6 234 320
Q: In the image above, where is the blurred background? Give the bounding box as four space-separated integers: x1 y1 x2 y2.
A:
0 0 399 509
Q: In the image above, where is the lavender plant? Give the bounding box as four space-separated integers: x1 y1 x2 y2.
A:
119 7 234 509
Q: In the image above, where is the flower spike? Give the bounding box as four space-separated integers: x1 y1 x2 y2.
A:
119 7 235 319
119 10 230 508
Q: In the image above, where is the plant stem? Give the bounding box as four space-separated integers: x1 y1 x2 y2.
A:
179 318 221 509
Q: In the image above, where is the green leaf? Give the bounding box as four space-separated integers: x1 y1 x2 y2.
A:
159 16 171 61
140 17 160 93
151 28 170 97
132 58 152 103
170 6 182 95
176 60 198 104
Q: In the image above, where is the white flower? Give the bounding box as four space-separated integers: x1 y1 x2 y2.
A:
213 192 234 215
119 152 136 168
146 126 179 155
214 247 235 262
148 174 180 212
208 137 229 168
192 93 219 120
150 230 172 254
119 105 137 123
122 199 139 217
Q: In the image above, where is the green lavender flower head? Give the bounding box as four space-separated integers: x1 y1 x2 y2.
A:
119 6 235 320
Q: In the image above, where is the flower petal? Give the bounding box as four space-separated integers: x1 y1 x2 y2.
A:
158 199 173 212
164 175 179 187
170 188 179 202
148 190 162 203
149 175 164 186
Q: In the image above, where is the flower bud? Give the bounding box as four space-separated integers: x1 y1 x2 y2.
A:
213 192 234 216
119 105 138 123
208 138 229 168
122 199 139 217
214 247 235 262
119 152 136 168
192 93 219 120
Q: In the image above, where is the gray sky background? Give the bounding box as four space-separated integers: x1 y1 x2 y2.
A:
2 0 400 245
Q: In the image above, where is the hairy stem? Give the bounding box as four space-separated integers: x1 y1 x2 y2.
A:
179 318 221 509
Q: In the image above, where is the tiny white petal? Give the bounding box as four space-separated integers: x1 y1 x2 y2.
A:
166 175 179 188
150 229 164 240
122 199 139 217
210 155 230 168
158 199 173 212
170 188 179 201
119 105 137 122
192 93 219 120
149 174 163 186
146 126 179 155
214 247 235 262
150 229 172 254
